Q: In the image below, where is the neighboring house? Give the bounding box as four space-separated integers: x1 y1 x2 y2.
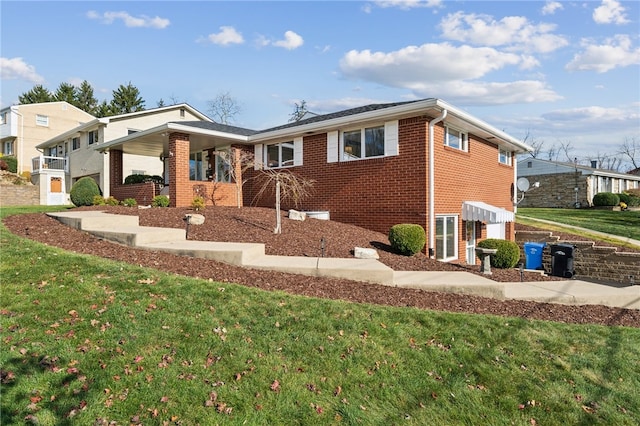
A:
517 157 640 208
100 98 531 264
35 104 212 204
0 102 95 174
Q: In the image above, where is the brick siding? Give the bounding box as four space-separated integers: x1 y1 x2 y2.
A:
0 184 39 206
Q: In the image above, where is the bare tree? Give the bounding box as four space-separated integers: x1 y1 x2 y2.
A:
619 136 639 171
252 169 315 234
592 151 622 171
521 130 545 158
289 100 309 122
213 147 255 207
558 140 575 163
207 91 241 124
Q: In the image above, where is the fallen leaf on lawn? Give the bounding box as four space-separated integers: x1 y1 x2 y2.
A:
160 396 169 403
270 380 280 392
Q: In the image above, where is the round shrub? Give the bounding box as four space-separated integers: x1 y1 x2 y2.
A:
70 177 101 207
152 195 170 207
592 192 620 207
476 238 520 269
92 195 106 205
617 193 630 204
388 224 426 256
124 174 164 185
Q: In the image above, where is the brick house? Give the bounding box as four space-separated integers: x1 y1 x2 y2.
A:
100 99 532 263
517 157 640 208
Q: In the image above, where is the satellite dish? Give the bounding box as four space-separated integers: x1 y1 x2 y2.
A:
517 177 530 192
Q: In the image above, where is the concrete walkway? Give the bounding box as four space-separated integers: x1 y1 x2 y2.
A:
48 211 640 310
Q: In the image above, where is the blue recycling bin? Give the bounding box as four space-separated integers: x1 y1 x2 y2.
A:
524 242 546 270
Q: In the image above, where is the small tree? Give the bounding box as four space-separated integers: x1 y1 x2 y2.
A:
213 147 254 207
207 91 241 124
252 169 315 234
289 100 309 122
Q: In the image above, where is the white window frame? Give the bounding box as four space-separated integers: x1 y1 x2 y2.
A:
0 112 8 125
259 137 303 169
265 141 295 168
329 120 398 163
436 215 458 262
444 126 468 151
4 141 14 155
72 137 81 150
341 125 385 161
36 114 49 127
88 130 98 146
499 148 512 165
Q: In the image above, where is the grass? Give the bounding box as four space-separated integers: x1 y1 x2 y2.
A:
518 207 640 242
2 206 640 425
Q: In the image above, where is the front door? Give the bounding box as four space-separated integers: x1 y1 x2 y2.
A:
465 221 476 264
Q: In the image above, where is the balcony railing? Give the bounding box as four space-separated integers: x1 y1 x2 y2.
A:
32 155 68 173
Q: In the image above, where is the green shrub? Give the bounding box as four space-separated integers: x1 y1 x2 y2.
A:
122 198 137 207
70 177 101 207
388 224 426 256
191 196 205 211
476 239 520 269
1 156 17 173
152 195 170 207
92 195 106 205
124 174 164 185
617 193 630 204
105 196 119 206
619 192 640 207
592 192 620 207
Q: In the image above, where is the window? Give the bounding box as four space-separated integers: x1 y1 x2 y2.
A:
180 108 186 118
499 149 512 165
36 114 49 126
215 149 232 183
527 161 532 168
72 137 80 150
445 126 467 151
435 215 458 261
88 130 98 145
0 111 7 125
190 151 206 181
4 141 13 155
265 141 294 168
342 125 385 160
131 169 146 175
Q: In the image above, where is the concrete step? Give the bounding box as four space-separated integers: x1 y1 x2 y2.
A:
392 271 506 299
48 211 139 230
140 240 265 265
87 226 186 246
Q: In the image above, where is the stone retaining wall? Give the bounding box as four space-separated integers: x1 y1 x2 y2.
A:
0 184 40 206
516 230 640 285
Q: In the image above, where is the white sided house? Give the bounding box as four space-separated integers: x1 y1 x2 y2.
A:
517 157 640 208
35 104 211 204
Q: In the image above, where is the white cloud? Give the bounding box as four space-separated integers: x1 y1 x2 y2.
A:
205 26 244 46
593 0 629 25
565 35 640 73
273 31 304 50
0 57 45 83
439 12 568 54
86 10 170 29
541 1 563 15
368 0 443 10
339 43 560 104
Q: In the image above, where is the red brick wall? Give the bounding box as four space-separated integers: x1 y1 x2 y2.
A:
109 149 156 205
244 114 516 263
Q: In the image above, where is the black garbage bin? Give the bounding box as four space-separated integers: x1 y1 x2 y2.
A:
550 244 575 278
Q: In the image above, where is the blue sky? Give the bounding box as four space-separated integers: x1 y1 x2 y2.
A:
1 0 639 166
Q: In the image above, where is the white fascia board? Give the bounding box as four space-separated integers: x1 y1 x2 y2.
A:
247 98 532 153
36 118 102 149
95 122 249 152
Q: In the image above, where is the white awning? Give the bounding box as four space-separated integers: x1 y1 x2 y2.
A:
462 201 515 223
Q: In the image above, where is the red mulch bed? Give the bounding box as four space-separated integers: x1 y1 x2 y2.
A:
3 205 639 328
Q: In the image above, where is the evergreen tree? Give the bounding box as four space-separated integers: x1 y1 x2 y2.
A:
110 82 145 114
157 98 166 107
18 84 54 104
54 82 77 105
289 100 309 122
95 100 113 118
76 80 99 115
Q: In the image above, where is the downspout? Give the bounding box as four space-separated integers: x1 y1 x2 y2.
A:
428 109 447 258
513 154 518 213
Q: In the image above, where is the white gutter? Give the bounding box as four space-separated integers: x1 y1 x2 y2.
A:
428 109 447 259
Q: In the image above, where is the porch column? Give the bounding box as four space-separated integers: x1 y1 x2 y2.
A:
110 149 124 196
168 132 190 207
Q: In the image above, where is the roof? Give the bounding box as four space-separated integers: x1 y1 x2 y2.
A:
98 98 532 157
518 157 640 181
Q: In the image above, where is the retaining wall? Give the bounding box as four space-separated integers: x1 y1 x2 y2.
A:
0 184 40 206
516 230 640 285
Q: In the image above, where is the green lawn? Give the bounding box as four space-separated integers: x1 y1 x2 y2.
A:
518 208 640 241
2 207 640 425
